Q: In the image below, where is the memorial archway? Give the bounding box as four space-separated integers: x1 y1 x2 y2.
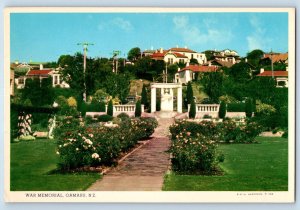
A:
150 83 182 113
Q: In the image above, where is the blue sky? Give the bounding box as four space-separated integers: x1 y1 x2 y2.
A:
10 12 288 62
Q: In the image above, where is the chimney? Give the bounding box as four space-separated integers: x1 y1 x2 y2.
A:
260 68 264 73
176 45 179 48
184 46 187 49
40 64 43 70
15 60 19 65
160 48 163 53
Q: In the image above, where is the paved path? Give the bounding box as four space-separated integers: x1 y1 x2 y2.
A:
87 116 174 191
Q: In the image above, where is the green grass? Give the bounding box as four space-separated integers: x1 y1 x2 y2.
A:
163 137 288 191
10 139 101 191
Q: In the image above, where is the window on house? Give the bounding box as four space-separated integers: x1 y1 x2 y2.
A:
168 58 173 64
191 54 194 59
18 78 24 85
54 76 58 85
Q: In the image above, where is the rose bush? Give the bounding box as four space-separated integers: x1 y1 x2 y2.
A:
54 116 157 171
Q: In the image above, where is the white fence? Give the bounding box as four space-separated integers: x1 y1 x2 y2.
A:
106 104 144 117
188 104 220 118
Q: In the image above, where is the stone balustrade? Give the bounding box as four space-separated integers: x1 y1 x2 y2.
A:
105 104 144 117
188 104 220 118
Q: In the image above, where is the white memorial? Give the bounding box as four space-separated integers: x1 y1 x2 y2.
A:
150 83 182 113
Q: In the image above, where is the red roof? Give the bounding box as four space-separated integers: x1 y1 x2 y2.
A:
172 52 187 58
27 69 53 76
257 71 288 77
179 65 218 73
263 53 288 63
169 47 196 53
151 53 165 60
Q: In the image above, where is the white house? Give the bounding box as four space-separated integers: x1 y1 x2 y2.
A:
15 66 69 89
175 64 218 84
150 46 207 65
257 68 288 87
169 47 207 64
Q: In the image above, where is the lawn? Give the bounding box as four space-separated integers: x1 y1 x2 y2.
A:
10 139 101 191
163 137 288 191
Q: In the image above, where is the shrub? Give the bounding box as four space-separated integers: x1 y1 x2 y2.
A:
219 101 226 119
189 100 196 119
169 129 219 173
67 97 77 108
135 100 142 117
227 103 245 112
219 119 262 143
99 102 106 112
107 100 113 116
134 117 158 139
85 116 93 125
55 116 158 171
203 114 212 119
117 113 130 121
97 114 113 122
245 98 253 118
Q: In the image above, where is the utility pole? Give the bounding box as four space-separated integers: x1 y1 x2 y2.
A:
165 63 168 83
112 50 121 74
270 50 274 79
77 42 94 102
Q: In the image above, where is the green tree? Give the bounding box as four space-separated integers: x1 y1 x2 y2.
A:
189 99 196 119
107 100 113 116
245 98 253 118
189 58 199 65
229 62 252 82
135 100 142 117
219 101 226 119
127 47 141 62
203 50 215 61
202 72 223 103
104 73 131 103
141 84 148 108
246 49 264 67
21 77 54 107
186 82 194 104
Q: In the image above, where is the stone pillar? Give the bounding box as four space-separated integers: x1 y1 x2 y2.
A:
141 104 145 113
151 87 156 113
177 86 182 113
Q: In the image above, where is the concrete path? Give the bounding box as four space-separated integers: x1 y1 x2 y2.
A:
87 115 174 191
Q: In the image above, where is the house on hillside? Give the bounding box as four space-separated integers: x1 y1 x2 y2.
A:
175 64 218 84
260 52 288 66
204 49 241 68
14 65 69 89
257 68 288 87
149 46 207 65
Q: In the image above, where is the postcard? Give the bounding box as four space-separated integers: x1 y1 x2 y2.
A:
4 7 295 202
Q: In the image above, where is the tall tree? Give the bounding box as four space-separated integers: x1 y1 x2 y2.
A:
246 49 264 67
141 84 148 108
186 82 194 104
127 47 141 62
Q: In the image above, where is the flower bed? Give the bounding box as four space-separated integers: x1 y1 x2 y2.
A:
169 119 262 173
54 116 158 171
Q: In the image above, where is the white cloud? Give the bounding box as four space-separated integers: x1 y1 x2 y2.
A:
98 17 133 32
111 17 133 31
247 16 272 51
172 16 233 48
